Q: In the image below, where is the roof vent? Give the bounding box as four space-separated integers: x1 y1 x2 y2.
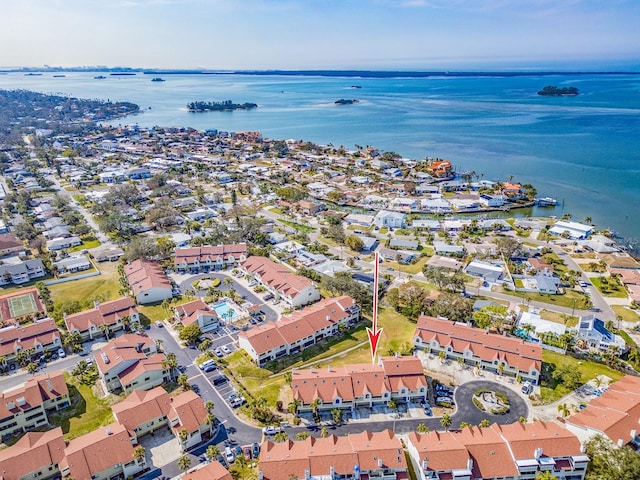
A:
101 352 110 364
106 427 112 435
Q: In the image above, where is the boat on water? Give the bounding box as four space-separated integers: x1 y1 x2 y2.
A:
53 74 66 78
94 75 106 79
151 77 165 82
24 72 42 76
535 197 557 206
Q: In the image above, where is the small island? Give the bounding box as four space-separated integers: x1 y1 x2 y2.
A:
335 99 360 105
187 100 258 112
537 85 579 96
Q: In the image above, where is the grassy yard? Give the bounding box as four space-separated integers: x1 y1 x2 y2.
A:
224 351 285 406
590 276 628 298
48 375 115 440
68 237 101 252
49 261 120 305
540 350 624 404
277 219 316 233
613 305 640 322
539 309 578 328
515 289 591 310
138 302 174 322
381 255 431 275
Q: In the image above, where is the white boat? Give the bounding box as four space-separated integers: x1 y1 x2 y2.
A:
535 197 557 206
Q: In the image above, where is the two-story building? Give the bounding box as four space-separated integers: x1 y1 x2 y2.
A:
240 256 320 308
125 259 173 304
95 334 170 394
64 297 139 340
238 296 359 366
174 299 220 333
174 243 248 273
0 427 66 480
0 259 46 285
0 319 62 369
413 316 542 385
0 371 70 440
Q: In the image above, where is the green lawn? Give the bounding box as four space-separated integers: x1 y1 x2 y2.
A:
540 350 624 404
48 375 115 440
224 351 286 406
277 219 316 233
138 302 173 322
590 277 628 298
515 289 591 310
68 238 101 252
381 256 431 275
539 309 578 328
613 305 640 322
49 261 120 305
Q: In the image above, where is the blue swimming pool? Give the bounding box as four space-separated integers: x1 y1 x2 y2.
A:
213 301 237 320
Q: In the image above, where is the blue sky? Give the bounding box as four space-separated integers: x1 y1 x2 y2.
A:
2 0 639 70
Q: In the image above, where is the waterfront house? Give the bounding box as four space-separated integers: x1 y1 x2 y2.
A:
413 316 542 385
259 430 408 480
548 221 594 240
174 299 220 332
95 333 170 394
0 371 70 440
64 297 138 340
373 210 406 229
240 256 320 308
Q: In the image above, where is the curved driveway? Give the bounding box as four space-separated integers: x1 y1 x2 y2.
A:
452 380 528 429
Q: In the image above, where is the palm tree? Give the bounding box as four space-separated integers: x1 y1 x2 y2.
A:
205 413 216 433
387 399 399 415
416 423 430 433
206 444 220 461
331 408 343 425
296 431 310 440
177 373 191 390
535 470 558 480
133 446 146 464
205 400 215 412
320 426 329 438
557 403 571 418
479 419 491 428
177 455 191 472
288 399 301 416
459 421 473 429
440 413 452 431
273 432 288 443
99 324 111 340
311 398 322 423
162 352 178 381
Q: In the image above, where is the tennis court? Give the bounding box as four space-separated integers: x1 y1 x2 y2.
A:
7 291 39 318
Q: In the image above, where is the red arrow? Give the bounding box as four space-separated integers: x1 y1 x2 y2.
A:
367 251 383 363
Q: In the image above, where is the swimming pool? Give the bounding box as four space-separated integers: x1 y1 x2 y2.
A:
213 301 237 320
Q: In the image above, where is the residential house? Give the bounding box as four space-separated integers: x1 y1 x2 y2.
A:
59 423 146 480
0 319 62 368
112 386 212 450
566 375 640 446
125 259 173 304
355 235 379 252
238 296 359 366
296 200 323 215
179 462 232 480
46 236 82 251
174 243 248 273
64 297 139 340
174 299 220 332
240 256 320 308
479 193 505 208
413 316 542 385
432 241 465 257
344 213 375 227
389 238 419 250
259 430 408 480
291 356 427 412
576 315 626 353
0 259 46 285
373 210 406 229
412 219 441 231
0 371 70 440
464 260 505 283
426 160 454 178
407 421 587 480
95 333 170 394
378 247 416 264
0 427 66 480
0 233 23 257
94 247 125 262
53 255 91 274
548 221 594 240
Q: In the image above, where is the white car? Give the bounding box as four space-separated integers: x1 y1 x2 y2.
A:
221 345 231 355
262 426 281 435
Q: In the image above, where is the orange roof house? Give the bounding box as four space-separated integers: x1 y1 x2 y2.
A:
0 427 66 480
291 356 427 410
174 243 248 272
427 160 454 179
124 259 173 304
64 296 138 340
414 315 542 385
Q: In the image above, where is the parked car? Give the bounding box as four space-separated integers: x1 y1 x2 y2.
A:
262 426 281 435
251 442 260 458
521 382 533 395
234 445 243 458
579 280 589 288
221 345 231 355
214 348 224 358
424 405 433 416
155 321 163 327
436 396 455 406
225 447 235 464
212 374 229 386
57 348 66 358
242 446 252 461
200 360 218 372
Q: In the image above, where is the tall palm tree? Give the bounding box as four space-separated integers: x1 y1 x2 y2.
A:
535 470 558 480
479 419 491 428
205 400 215 412
320 426 329 438
177 455 191 472
311 398 322 422
206 445 220 461
133 446 146 464
557 403 571 418
440 413 452 431
416 423 430 433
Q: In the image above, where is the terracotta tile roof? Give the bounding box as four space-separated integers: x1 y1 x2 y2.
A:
0 370 68 419
174 243 247 266
241 256 314 298
611 268 640 285
60 423 135 480
170 390 208 433
408 431 470 472
118 353 167 387
125 259 172 295
238 296 356 356
415 316 542 373
491 421 582 459
454 426 518 478
0 318 60 357
292 356 426 405
64 296 137 332
567 375 640 444
175 299 218 327
0 427 65 480
111 386 172 431
260 430 406 480
180 461 232 480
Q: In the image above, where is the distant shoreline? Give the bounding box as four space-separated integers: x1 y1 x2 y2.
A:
2 68 640 78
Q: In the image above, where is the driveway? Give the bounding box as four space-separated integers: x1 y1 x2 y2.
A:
452 380 528 429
